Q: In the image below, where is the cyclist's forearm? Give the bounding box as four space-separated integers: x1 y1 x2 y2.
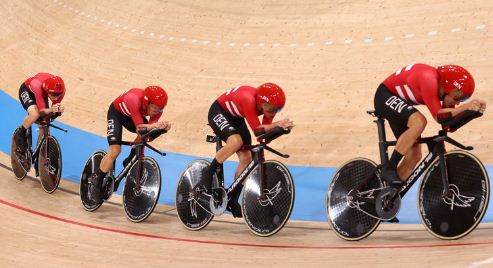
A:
38 108 53 117
435 106 468 122
136 123 156 131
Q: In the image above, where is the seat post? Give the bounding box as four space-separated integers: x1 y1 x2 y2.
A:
375 117 390 166
215 136 223 152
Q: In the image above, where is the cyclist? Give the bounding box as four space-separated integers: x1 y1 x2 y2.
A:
198 83 294 218
374 64 486 187
16 73 66 153
89 86 171 203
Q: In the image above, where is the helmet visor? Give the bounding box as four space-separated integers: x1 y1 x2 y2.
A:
449 88 469 102
264 103 283 114
148 103 164 113
49 92 63 100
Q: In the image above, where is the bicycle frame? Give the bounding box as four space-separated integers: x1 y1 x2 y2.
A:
113 133 166 192
28 119 67 176
371 112 473 198
208 135 289 202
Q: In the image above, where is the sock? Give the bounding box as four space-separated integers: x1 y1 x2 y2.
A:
96 168 108 187
386 150 403 170
18 125 27 136
209 158 220 172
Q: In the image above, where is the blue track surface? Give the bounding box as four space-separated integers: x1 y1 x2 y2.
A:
1 89 491 223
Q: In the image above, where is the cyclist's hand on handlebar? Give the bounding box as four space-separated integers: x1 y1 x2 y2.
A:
277 118 295 130
464 99 485 113
51 103 65 114
477 99 487 113
154 121 171 132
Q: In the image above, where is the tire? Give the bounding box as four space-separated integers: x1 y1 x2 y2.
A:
38 136 62 193
80 150 107 212
242 160 295 237
326 158 382 241
176 160 220 231
123 156 162 223
10 127 30 180
419 150 490 240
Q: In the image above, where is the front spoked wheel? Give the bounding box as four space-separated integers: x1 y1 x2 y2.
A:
10 127 31 180
419 150 490 240
242 160 295 237
176 160 220 231
123 156 162 223
80 150 107 212
326 158 383 241
38 136 62 193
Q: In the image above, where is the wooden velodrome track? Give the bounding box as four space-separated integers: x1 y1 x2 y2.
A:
1 0 493 266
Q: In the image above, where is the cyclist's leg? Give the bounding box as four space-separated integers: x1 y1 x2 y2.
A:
199 101 244 192
235 150 252 178
233 118 252 178
121 116 147 167
100 145 121 173
17 84 40 152
22 106 40 129
227 150 251 218
89 104 123 202
385 112 426 183
374 84 424 186
397 143 422 180
394 112 427 156
227 121 252 217
100 104 125 173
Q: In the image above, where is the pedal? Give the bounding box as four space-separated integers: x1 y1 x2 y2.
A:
209 187 227 216
375 187 401 220
102 176 115 200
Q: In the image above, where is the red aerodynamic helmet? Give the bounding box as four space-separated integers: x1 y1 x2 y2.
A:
143 86 168 108
437 65 474 100
42 76 65 97
256 83 286 112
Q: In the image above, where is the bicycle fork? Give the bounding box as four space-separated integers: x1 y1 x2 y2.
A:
133 145 145 195
251 146 270 203
436 141 451 198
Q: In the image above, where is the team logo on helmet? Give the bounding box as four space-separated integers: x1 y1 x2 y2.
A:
143 86 168 108
437 65 474 99
256 82 286 111
43 75 65 99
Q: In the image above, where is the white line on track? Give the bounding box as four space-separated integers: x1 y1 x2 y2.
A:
467 257 493 268
54 2 490 49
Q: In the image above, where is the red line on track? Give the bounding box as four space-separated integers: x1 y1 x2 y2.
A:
1 198 492 250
